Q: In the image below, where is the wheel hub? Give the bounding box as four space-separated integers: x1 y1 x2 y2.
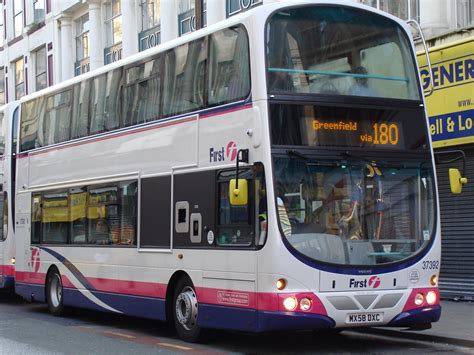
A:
175 286 198 331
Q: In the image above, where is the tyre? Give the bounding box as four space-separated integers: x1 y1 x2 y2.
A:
46 268 65 316
172 276 203 342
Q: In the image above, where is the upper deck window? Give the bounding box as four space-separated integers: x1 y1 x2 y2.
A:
266 6 420 100
20 25 250 152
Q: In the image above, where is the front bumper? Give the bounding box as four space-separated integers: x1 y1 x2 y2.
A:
388 305 442 327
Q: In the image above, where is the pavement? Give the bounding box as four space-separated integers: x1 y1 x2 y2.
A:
359 300 474 347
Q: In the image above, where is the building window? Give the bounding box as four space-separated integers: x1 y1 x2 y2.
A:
33 0 45 23
35 46 47 91
104 0 122 64
226 0 262 18
139 0 161 51
358 0 377 6
178 0 194 15
13 0 23 38
141 0 160 31
48 54 53 86
14 57 25 99
359 0 420 22
457 0 474 28
105 0 122 47
178 0 207 36
75 14 90 76
0 68 5 105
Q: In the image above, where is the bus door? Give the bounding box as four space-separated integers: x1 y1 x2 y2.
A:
172 167 261 285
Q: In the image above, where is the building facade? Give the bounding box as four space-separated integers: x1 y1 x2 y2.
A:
0 0 472 103
0 0 473 300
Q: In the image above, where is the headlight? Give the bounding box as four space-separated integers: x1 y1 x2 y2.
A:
300 298 312 311
414 293 424 306
283 297 298 311
426 291 437 305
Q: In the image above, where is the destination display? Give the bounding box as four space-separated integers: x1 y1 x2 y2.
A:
270 104 427 151
312 119 403 148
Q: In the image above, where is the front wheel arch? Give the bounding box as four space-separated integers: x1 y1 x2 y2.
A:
165 270 189 323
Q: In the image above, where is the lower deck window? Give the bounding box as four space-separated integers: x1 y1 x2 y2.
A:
31 180 138 246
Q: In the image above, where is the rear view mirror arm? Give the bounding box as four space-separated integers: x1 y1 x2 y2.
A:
434 149 466 176
235 149 249 189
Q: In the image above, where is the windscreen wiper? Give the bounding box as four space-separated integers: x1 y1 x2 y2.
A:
341 151 372 160
286 149 311 160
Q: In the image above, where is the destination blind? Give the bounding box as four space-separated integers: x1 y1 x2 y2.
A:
312 119 402 148
270 104 428 151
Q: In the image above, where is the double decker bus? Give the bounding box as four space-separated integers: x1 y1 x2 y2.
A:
14 1 441 342
0 102 18 289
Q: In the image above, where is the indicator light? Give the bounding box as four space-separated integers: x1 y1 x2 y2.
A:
430 275 438 286
276 278 287 290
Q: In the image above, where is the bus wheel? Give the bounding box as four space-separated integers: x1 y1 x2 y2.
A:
46 268 65 316
172 276 202 342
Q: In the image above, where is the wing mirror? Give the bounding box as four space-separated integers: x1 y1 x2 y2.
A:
449 168 468 194
229 149 249 206
435 150 468 194
229 179 248 205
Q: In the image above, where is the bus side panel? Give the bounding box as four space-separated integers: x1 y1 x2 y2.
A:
140 175 172 248
173 170 216 248
62 289 166 321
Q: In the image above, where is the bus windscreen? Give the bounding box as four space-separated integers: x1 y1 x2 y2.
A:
266 5 421 100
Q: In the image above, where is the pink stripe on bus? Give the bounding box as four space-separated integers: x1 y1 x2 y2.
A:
3 265 15 276
15 269 328 315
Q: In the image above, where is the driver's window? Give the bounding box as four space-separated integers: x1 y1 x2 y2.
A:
216 164 267 247
217 170 253 246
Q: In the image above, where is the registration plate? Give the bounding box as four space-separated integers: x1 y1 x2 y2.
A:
345 312 384 324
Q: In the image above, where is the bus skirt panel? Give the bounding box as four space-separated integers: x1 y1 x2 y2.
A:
388 305 442 327
0 275 15 289
15 280 338 332
62 288 167 321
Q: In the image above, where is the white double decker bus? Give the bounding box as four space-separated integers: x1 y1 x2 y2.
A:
0 103 17 290
14 1 441 342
